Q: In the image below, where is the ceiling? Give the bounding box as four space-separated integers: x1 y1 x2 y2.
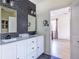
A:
29 0 44 4
36 0 72 14
29 0 73 14
29 0 72 5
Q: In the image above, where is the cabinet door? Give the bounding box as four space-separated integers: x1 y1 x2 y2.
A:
37 36 44 57
28 52 37 59
2 43 17 59
0 46 1 59
17 40 28 59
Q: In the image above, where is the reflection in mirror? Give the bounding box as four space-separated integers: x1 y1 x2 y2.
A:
28 15 36 32
0 6 17 33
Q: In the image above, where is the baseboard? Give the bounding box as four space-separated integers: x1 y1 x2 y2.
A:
58 38 70 40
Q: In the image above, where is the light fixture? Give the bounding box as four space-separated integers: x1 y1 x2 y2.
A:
2 0 10 3
2 0 14 6
10 0 14 6
31 10 33 14
2 0 6 3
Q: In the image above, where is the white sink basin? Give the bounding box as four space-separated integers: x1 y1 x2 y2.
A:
2 38 17 42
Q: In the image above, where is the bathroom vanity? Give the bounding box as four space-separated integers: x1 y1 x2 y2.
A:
0 3 41 59
0 35 44 59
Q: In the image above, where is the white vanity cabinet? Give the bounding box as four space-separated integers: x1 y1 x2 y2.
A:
36 36 44 58
27 36 44 59
0 36 44 59
28 52 37 59
2 43 17 59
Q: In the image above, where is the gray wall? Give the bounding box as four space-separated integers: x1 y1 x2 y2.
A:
0 0 36 38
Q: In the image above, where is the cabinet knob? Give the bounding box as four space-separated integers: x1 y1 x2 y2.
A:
77 41 79 43
32 56 34 58
17 58 19 59
37 47 39 48
32 47 34 49
32 41 34 43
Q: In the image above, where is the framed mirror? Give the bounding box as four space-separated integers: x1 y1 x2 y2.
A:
0 6 17 33
28 14 36 32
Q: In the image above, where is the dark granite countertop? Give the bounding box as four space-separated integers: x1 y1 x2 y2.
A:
0 35 42 45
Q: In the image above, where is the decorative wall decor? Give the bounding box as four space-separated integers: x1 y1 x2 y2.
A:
43 20 49 26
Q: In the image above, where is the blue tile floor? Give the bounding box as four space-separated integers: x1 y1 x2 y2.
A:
51 56 61 59
37 54 61 59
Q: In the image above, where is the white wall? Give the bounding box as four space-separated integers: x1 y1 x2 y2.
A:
58 13 70 40
37 12 51 55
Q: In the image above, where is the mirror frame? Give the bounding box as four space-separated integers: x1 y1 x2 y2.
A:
28 14 37 35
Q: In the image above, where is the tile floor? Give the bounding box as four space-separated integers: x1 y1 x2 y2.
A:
38 54 61 59
38 39 70 59
51 39 70 59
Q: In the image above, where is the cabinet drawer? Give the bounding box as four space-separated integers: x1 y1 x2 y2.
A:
28 38 37 53
28 52 37 59
2 43 17 59
37 47 44 57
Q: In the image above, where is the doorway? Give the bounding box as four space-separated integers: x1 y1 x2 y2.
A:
51 18 58 39
50 7 71 59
